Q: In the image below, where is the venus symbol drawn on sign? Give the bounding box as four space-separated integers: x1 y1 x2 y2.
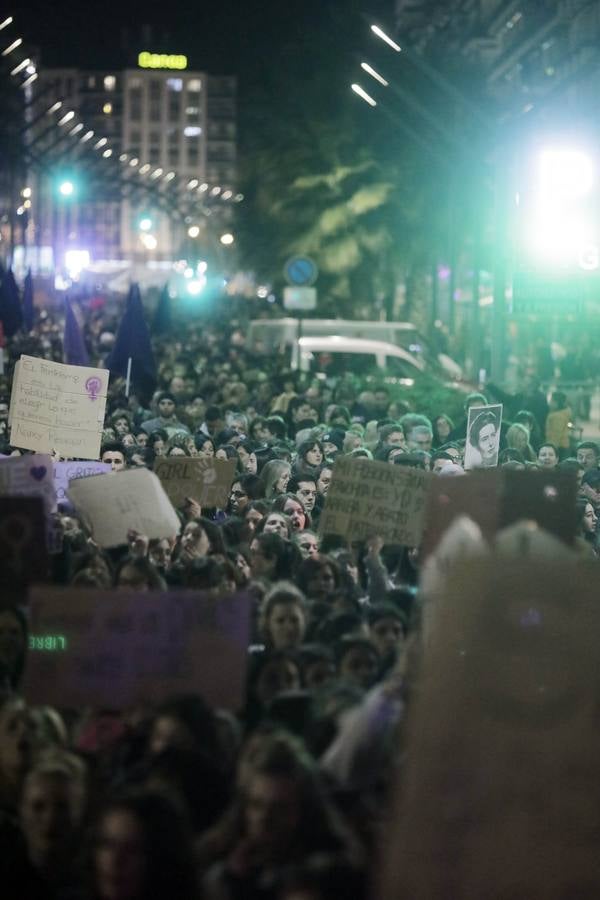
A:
85 377 102 401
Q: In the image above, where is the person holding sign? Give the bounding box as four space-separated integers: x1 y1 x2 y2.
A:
464 405 503 470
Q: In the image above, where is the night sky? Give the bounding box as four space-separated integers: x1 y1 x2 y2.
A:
14 1 394 81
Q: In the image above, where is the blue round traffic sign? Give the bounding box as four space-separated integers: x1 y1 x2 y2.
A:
284 256 318 286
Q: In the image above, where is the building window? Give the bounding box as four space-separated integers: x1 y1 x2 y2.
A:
150 101 162 120
149 147 161 164
168 95 181 121
104 75 116 91
169 148 179 165
167 77 183 92
149 79 161 97
103 102 113 115
187 146 199 165
87 75 96 89
188 79 202 92
184 125 202 137
130 102 141 121
185 105 199 117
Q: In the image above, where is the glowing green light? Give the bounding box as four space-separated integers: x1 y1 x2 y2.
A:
29 634 68 651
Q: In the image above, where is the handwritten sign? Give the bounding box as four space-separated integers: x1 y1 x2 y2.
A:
381 559 600 900
9 355 108 460
154 456 236 508
0 497 48 590
68 467 180 547
421 468 577 560
0 453 56 514
53 460 111 508
319 456 431 545
24 588 251 710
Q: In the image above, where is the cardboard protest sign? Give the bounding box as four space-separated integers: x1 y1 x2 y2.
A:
380 559 600 900
0 497 48 589
9 355 108 460
68 467 180 548
154 456 236 509
421 468 577 560
319 456 431 545
463 403 503 470
24 588 251 710
53 460 111 508
0 453 56 513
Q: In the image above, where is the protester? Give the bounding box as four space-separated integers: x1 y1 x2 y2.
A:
0 281 596 900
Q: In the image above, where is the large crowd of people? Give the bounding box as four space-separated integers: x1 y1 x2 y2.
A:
0 291 598 899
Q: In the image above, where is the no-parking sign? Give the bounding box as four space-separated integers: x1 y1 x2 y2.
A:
284 256 318 286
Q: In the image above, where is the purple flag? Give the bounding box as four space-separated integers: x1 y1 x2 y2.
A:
105 283 157 397
63 297 89 366
22 269 35 332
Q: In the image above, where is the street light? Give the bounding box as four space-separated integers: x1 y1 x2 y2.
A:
360 62 388 86
58 180 74 197
188 225 200 238
525 147 596 270
351 83 377 107
220 233 235 245
371 24 401 53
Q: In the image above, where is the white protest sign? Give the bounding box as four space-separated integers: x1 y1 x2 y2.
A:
68 467 180 547
0 453 56 513
24 588 251 710
53 460 111 507
463 403 503 470
9 355 108 460
154 456 236 508
320 456 431 545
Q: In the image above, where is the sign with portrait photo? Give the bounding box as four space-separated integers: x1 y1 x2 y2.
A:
463 404 503 471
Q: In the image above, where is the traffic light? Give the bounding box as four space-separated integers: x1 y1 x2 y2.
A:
55 172 80 199
58 180 74 197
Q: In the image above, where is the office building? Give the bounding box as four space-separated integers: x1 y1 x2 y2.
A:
31 53 237 267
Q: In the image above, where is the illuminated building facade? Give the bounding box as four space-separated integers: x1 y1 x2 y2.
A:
33 56 237 266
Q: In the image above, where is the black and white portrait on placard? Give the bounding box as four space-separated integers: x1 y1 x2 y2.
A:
464 404 503 470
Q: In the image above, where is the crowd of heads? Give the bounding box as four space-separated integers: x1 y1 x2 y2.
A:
0 294 597 899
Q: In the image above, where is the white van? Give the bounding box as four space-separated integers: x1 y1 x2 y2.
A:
291 335 424 381
247 318 462 378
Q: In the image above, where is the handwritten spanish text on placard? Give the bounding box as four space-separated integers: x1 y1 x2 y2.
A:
9 355 108 460
320 456 430 545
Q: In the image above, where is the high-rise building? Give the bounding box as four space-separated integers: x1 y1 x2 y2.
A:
32 54 237 267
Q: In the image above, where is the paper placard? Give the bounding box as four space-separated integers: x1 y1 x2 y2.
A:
154 456 236 509
68 468 180 547
319 456 431 545
421 468 578 560
0 497 48 588
463 403 503 470
23 588 251 710
381 559 600 900
9 355 108 460
0 453 56 513
53 460 111 507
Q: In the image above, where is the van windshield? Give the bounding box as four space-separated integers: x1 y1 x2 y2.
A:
306 351 379 377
